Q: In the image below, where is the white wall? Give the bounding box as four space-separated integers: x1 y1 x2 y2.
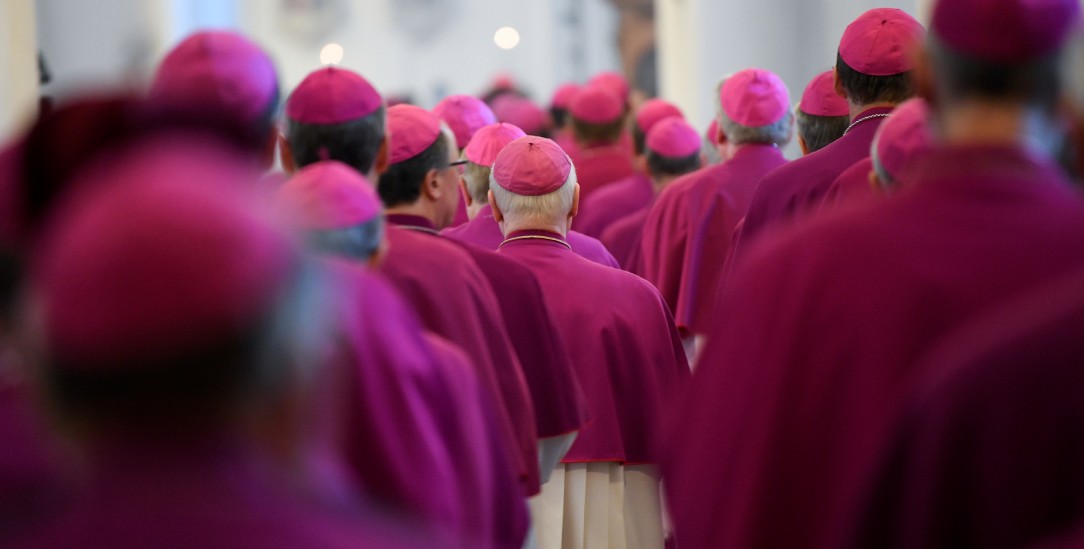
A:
35 0 620 110
657 0 921 158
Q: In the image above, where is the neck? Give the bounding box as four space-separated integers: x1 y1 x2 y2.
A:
466 201 486 220
722 141 769 161
651 173 682 194
849 101 897 121
936 101 1062 153
386 203 441 229
500 217 570 238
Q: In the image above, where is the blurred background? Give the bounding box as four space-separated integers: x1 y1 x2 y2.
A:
3 0 925 152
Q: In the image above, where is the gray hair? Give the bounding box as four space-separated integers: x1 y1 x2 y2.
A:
462 161 493 203
489 165 578 225
714 75 794 147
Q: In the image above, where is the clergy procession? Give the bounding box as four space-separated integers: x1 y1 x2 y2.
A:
5 0 1084 547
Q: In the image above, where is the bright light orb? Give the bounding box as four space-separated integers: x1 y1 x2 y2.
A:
494 27 520 50
320 43 344 65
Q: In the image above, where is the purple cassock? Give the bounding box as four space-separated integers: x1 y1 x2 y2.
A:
316 258 528 548
442 204 619 268
599 206 650 272
391 214 589 450
663 144 1084 549
498 230 690 464
568 142 636 203
13 434 444 549
841 266 1084 549
737 106 893 246
639 144 787 333
378 220 538 500
821 157 881 211
573 172 654 238
0 383 65 544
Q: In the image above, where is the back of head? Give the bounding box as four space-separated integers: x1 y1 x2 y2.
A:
28 138 305 433
836 8 925 107
569 85 626 146
870 97 935 186
549 83 581 129
461 122 527 204
634 99 685 155
645 116 703 178
489 136 577 229
717 68 793 147
277 160 385 262
492 95 551 138
378 105 449 208
17 94 274 253
926 0 1080 111
797 70 851 153
150 30 280 146
284 67 386 174
433 95 497 150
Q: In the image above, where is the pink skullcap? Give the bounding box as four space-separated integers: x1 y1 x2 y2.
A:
433 95 497 149
387 104 443 164
646 116 701 158
872 98 934 181
635 98 685 133
464 123 527 167
278 160 381 230
551 83 582 110
569 85 624 124
286 67 383 125
588 71 630 101
32 139 296 369
720 68 790 127
799 70 849 117
706 119 720 143
492 136 572 196
492 96 549 135
151 31 278 124
932 0 1080 62
839 8 925 76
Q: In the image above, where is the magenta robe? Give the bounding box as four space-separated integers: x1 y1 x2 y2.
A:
842 266 1084 549
379 223 537 502
391 215 589 449
664 144 1084 549
599 207 649 272
442 204 618 268
573 172 654 238
0 383 65 545
568 143 636 203
318 259 527 547
14 436 446 549
498 230 689 463
738 106 893 246
821 157 880 212
639 144 786 333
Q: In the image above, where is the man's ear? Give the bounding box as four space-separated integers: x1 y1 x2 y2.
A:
569 183 581 220
798 134 810 156
489 190 504 223
458 177 473 208
374 136 390 176
278 133 297 174
261 129 278 169
833 66 848 101
421 169 442 200
715 122 727 146
912 46 937 106
635 155 649 175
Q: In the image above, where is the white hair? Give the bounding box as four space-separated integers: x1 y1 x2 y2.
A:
489 165 578 226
